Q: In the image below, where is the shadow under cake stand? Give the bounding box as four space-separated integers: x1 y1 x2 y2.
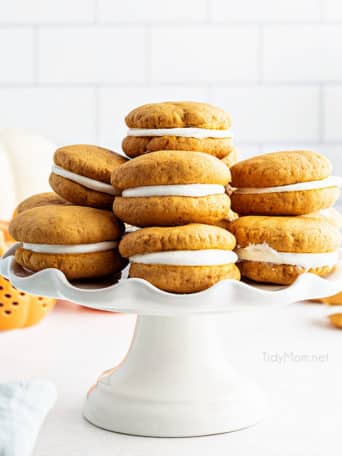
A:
1 243 342 437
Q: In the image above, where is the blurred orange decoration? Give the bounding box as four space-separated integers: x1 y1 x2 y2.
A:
317 293 342 305
0 220 13 243
0 275 55 330
0 220 56 330
329 313 342 329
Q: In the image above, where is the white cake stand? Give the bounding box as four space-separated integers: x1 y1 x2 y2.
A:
1 243 342 437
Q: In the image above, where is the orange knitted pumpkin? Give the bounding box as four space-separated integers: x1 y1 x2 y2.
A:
329 313 342 329
0 231 6 257
0 220 13 243
0 275 55 330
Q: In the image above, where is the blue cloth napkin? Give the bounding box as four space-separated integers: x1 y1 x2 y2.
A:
0 380 57 456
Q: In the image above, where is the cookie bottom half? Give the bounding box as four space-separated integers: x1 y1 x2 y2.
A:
122 136 234 159
113 194 231 227
238 261 334 285
49 174 114 209
231 187 339 216
129 263 240 293
15 248 127 280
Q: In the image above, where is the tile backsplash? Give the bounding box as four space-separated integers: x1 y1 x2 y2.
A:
0 0 342 176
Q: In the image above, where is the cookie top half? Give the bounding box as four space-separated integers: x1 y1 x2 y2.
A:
229 216 340 253
231 151 332 188
15 192 69 215
54 144 127 183
120 224 236 257
125 101 231 130
10 205 123 244
111 150 231 189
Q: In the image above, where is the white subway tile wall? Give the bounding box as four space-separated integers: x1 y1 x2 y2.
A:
150 26 259 83
0 28 35 82
0 0 342 180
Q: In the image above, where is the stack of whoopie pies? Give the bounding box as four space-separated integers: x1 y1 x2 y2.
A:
8 100 342 292
229 150 342 285
10 144 128 281
113 101 241 293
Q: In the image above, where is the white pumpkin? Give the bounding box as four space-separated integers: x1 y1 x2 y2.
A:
0 129 56 220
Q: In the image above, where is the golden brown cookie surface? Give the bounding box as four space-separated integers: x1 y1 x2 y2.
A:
113 194 231 227
54 144 127 183
10 205 123 244
230 150 339 216
122 136 234 159
231 187 339 216
15 192 69 216
15 248 126 281
238 261 334 285
230 215 340 284
111 150 230 189
10 205 126 280
129 263 240 293
50 144 127 209
120 223 239 293
111 150 231 227
123 102 233 159
49 174 114 209
125 101 231 130
229 216 340 253
231 150 332 188
120 223 236 257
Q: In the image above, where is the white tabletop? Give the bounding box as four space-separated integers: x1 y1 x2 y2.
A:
1 299 341 455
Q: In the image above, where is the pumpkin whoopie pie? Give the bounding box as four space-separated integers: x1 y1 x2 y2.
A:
122 101 236 161
15 192 69 216
111 150 232 227
9 205 126 280
49 144 127 209
119 224 240 293
231 150 341 216
229 216 341 285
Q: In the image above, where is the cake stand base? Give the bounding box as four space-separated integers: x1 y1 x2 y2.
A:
83 315 267 437
7 246 341 437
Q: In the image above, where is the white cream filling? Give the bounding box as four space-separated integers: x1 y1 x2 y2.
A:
51 164 120 196
127 127 234 139
234 176 342 195
130 249 238 266
122 184 225 198
236 243 338 268
22 241 118 254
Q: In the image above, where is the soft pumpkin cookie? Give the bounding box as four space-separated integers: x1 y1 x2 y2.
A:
49 144 127 209
231 150 341 215
119 224 240 293
15 192 69 216
111 150 232 227
9 205 126 280
229 215 341 285
122 101 234 159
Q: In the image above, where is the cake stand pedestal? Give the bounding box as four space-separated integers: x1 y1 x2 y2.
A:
85 314 267 436
1 244 342 437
